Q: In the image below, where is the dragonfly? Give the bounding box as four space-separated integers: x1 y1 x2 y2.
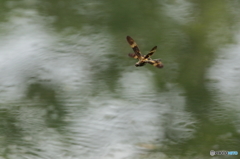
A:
126 36 163 68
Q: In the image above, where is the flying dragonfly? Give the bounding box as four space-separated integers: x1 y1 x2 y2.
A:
126 36 163 68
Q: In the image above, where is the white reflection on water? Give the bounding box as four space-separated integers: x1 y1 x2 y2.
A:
63 71 197 159
0 9 57 101
161 0 195 25
0 9 92 102
0 7 198 159
207 34 240 128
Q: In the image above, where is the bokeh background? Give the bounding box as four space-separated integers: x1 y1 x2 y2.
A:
0 0 239 158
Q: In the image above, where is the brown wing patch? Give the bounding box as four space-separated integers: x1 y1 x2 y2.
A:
144 46 157 59
128 53 139 59
126 36 141 59
147 59 164 68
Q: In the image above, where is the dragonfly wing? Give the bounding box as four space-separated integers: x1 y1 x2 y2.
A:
147 59 164 68
126 36 142 60
128 53 139 59
144 46 157 59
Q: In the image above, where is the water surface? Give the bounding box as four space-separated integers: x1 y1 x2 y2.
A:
0 0 239 159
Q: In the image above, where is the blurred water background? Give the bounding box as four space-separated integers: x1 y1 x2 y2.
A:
0 0 239 159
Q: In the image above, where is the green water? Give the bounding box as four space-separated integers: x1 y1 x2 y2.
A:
0 0 239 158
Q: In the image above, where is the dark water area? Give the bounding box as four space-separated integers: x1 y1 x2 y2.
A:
0 0 239 159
